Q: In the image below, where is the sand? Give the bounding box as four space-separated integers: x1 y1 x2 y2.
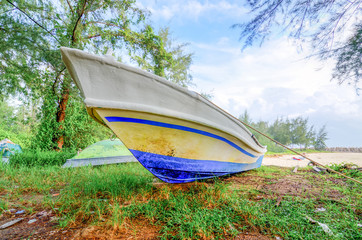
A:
262 152 362 168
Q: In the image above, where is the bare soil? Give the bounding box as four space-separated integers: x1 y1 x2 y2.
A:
0 211 79 240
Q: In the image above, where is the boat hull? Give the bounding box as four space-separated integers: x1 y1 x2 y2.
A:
93 108 264 183
60 47 267 183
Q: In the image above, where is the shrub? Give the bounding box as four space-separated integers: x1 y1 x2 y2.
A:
9 149 76 167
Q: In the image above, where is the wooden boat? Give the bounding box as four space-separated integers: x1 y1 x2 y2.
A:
60 47 267 183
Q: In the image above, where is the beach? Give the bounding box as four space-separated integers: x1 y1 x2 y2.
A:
262 152 362 168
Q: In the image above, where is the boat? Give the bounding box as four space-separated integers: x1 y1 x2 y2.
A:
60 47 267 183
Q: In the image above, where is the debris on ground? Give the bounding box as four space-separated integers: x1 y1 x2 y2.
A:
5 209 16 214
315 207 326 212
0 218 24 229
275 196 283 207
27 219 37 224
312 166 326 172
306 216 333 236
292 166 298 173
15 210 25 214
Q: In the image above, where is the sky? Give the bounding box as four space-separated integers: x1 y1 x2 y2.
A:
136 0 362 147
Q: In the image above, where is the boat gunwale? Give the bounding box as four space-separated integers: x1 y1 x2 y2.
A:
87 100 266 154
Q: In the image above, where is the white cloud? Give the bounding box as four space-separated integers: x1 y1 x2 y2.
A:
189 38 362 146
137 0 362 147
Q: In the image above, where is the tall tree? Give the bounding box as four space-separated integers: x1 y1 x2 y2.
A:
314 125 328 150
233 0 361 92
0 0 182 150
290 117 308 149
239 110 253 125
133 27 193 88
269 117 291 146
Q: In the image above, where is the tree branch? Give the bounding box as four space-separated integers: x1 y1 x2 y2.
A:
72 0 87 43
5 0 60 43
53 67 66 103
66 0 74 14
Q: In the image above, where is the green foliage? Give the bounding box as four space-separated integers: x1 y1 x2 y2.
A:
34 93 111 150
0 100 35 148
290 117 311 149
327 163 361 179
314 125 328 150
332 23 362 92
1 0 193 150
239 111 328 152
9 149 76 167
269 117 291 146
133 27 194 88
239 110 253 125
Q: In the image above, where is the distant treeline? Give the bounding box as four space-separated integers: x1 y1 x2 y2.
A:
326 147 362 153
239 111 328 153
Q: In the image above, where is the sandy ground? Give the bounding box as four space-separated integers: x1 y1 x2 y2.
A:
262 152 362 168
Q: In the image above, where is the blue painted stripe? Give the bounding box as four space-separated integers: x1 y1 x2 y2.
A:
105 116 256 158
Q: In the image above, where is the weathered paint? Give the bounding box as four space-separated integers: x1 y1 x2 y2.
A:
93 108 264 183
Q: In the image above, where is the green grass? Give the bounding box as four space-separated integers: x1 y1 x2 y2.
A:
9 149 76 167
0 161 361 239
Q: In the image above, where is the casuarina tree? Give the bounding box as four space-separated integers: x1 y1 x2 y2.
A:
1 0 191 150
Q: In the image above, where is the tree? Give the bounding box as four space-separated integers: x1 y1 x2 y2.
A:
268 117 291 146
239 110 253 125
1 0 186 150
133 27 193 88
314 125 328 150
0 99 35 148
290 117 309 149
233 0 362 92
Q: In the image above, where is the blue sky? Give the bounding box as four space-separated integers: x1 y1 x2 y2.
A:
137 0 362 147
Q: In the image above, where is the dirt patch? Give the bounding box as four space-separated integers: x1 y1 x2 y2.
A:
261 175 344 199
0 211 160 240
0 210 78 240
234 232 272 240
72 217 161 240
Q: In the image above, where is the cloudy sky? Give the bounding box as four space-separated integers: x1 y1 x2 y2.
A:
137 0 362 147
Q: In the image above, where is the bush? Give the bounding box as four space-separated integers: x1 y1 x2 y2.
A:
9 149 76 167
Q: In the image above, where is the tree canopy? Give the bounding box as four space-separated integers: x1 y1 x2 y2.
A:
233 0 361 92
239 111 328 151
0 0 193 150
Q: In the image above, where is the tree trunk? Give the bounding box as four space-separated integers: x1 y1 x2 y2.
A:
54 88 70 150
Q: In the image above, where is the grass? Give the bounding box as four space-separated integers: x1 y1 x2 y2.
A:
8 149 76 167
0 161 361 239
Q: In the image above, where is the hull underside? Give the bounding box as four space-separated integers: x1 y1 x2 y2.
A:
132 149 263 183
